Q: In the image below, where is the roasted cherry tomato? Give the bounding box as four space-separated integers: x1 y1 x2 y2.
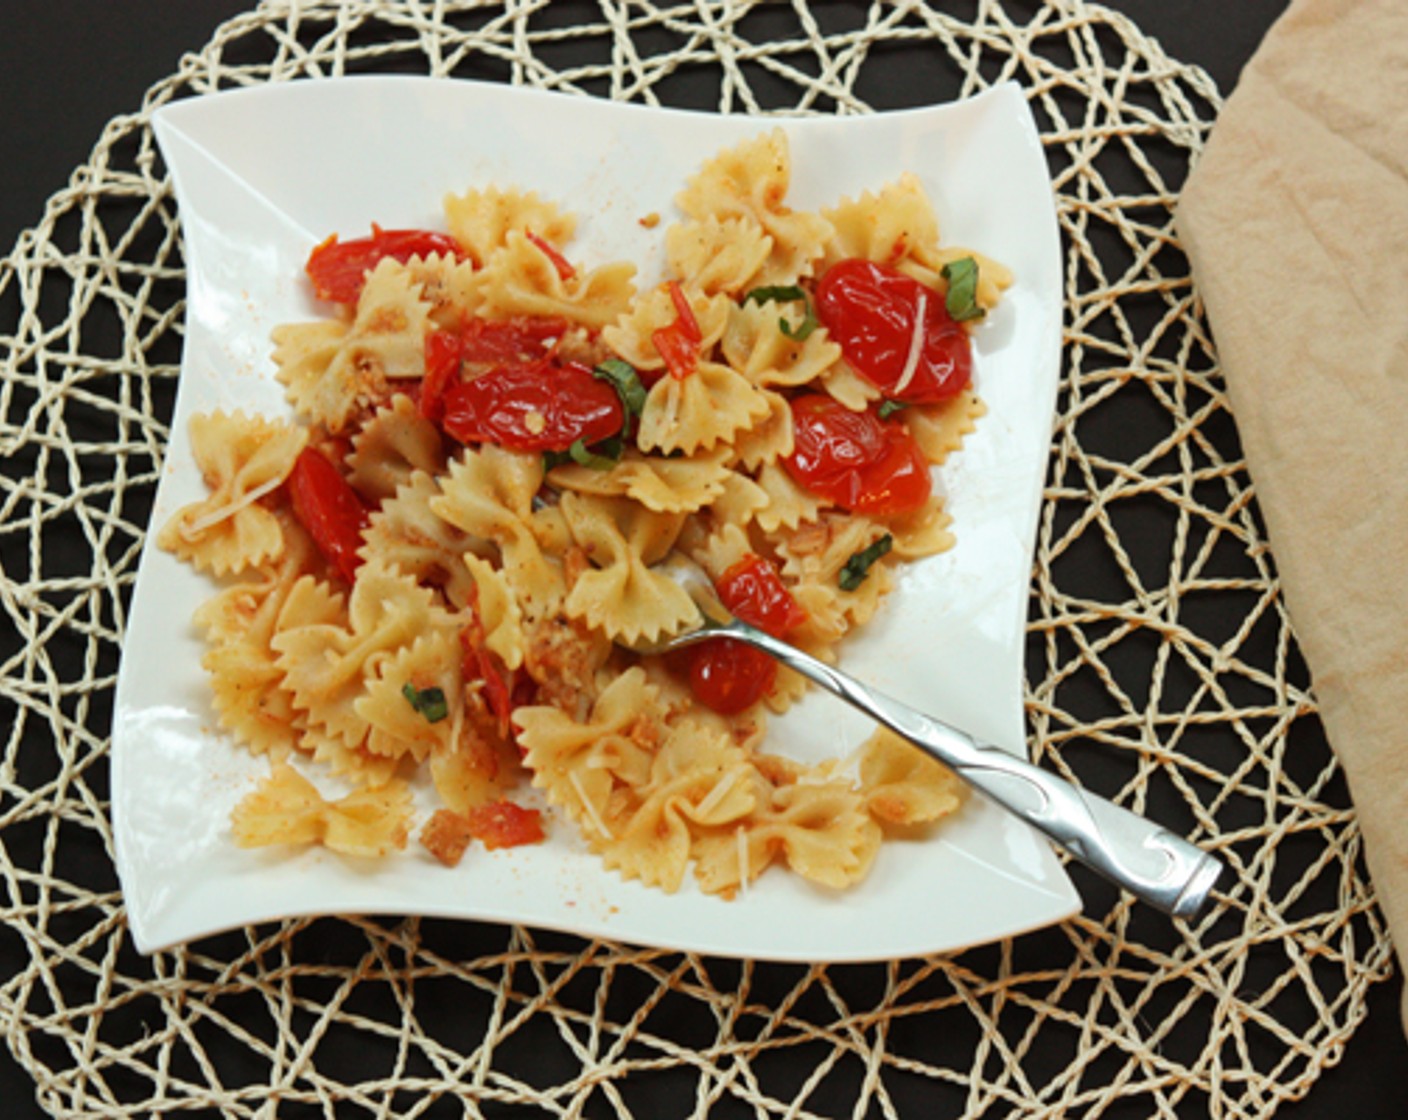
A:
684 554 806 715
460 316 567 366
717 554 808 636
815 258 971 404
286 447 371 583
439 359 624 452
784 393 931 516
688 639 775 716
423 317 570 422
464 800 545 850
420 329 465 422
305 225 463 304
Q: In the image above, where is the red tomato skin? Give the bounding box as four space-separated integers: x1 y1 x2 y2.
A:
459 622 513 743
689 640 777 715
461 317 568 365
717 555 807 636
306 227 462 304
667 281 702 343
525 230 575 281
786 396 888 507
685 554 805 716
784 394 932 516
651 281 702 380
287 447 371 583
848 435 931 516
478 659 514 734
420 329 464 422
439 360 624 452
465 800 545 850
815 258 972 404
652 325 697 380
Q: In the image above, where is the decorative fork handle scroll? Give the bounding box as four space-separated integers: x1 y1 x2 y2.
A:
736 624 1223 919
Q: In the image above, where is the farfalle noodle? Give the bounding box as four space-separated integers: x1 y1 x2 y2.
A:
675 128 834 287
857 727 964 826
548 449 732 514
273 561 455 750
431 445 564 617
273 260 434 432
721 301 841 390
346 394 447 503
637 361 771 455
474 230 635 329
820 173 943 273
356 630 464 763
560 493 695 646
444 185 575 267
231 762 413 858
602 284 732 372
665 216 773 296
516 668 660 843
156 410 306 576
902 390 987 465
360 471 486 609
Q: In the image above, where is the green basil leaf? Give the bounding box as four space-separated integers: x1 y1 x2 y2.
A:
744 284 818 341
838 534 893 592
568 436 623 471
940 257 985 322
592 359 647 419
545 436 625 472
877 399 908 420
402 682 449 723
779 306 819 342
745 284 806 305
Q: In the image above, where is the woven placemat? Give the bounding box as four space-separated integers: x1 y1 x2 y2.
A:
0 2 1393 1116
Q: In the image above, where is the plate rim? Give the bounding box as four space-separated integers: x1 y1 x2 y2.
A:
115 73 1080 958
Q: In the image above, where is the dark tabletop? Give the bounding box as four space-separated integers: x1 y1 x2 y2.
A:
2 2 1405 1117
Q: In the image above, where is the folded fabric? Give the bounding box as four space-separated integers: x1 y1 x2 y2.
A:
1176 0 1408 1033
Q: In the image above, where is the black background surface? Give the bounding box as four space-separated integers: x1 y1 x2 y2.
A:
1 2 1405 1117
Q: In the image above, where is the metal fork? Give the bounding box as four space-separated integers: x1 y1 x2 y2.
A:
639 553 1224 920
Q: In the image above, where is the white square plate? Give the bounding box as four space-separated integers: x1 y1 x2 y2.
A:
114 76 1077 957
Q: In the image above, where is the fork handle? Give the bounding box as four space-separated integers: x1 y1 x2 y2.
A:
738 625 1222 919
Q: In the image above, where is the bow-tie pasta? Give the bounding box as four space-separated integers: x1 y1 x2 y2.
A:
156 410 306 575
159 129 1006 891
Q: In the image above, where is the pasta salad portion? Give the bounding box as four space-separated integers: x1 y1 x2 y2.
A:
157 129 1009 897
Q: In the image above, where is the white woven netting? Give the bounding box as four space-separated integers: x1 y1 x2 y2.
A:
0 2 1393 1116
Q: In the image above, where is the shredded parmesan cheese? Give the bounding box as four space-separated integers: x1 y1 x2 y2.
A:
524 410 547 436
448 699 465 761
179 472 287 540
569 769 614 839
694 767 739 820
890 290 928 398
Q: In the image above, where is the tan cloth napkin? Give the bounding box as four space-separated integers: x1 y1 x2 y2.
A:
1176 0 1408 1033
